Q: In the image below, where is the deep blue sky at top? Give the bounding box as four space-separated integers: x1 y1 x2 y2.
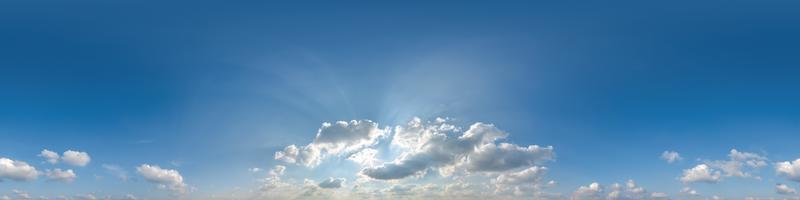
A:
1 0 800 196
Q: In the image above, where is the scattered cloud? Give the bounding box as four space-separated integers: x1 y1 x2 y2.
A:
571 180 664 200
317 177 345 188
705 149 767 179
45 168 77 182
361 119 553 180
661 151 682 164
39 149 60 164
275 120 388 167
776 183 797 195
136 164 187 194
776 159 800 182
680 164 721 183
62 150 91 167
0 157 39 181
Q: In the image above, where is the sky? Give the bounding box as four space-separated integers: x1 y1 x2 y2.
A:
2 1 800 200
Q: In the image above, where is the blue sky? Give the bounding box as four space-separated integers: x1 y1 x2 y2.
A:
2 1 800 199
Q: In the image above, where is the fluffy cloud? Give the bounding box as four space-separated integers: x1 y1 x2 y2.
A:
680 164 721 183
62 150 91 167
265 117 558 199
776 159 800 182
317 177 345 188
571 180 664 200
136 164 187 194
0 157 39 181
681 187 699 196
275 120 387 167
494 166 547 187
573 182 603 199
661 151 682 163
45 168 77 182
39 149 60 164
776 183 797 195
361 120 553 180
705 149 767 179
465 143 553 172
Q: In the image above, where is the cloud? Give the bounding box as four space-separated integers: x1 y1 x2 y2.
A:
39 149 60 164
681 164 721 183
571 180 664 200
12 190 31 200
465 143 553 172
361 120 552 180
136 164 187 194
275 120 388 167
62 150 91 167
573 182 603 199
45 168 77 182
705 149 767 179
777 183 797 195
248 167 261 173
661 151 682 164
0 157 39 181
494 166 547 187
681 187 699 196
317 177 345 188
776 159 800 182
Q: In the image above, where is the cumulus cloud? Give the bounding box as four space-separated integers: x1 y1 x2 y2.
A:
39 149 60 164
62 150 91 167
136 164 187 194
361 120 553 180
681 164 721 183
573 182 603 199
45 168 77 182
776 183 797 195
776 159 800 182
275 120 387 167
680 187 699 196
0 157 39 181
705 149 767 179
465 143 553 172
661 151 682 163
317 177 345 188
571 180 663 200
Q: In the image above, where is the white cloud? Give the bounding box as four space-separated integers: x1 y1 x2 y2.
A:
465 143 553 172
317 177 345 188
681 187 699 196
45 168 77 182
571 180 663 200
705 149 768 179
661 151 682 163
62 150 91 167
776 159 800 182
776 183 797 195
12 190 31 200
275 120 387 167
39 149 60 164
573 182 603 199
361 120 552 180
348 148 380 167
248 167 261 173
680 164 721 183
0 157 39 181
136 164 187 194
494 166 547 187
